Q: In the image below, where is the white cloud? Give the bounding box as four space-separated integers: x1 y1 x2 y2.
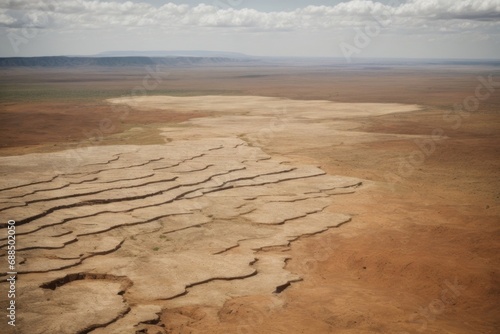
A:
0 0 498 58
0 9 15 25
0 0 499 31
396 0 500 20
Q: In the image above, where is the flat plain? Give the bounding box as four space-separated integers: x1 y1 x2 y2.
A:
0 62 499 333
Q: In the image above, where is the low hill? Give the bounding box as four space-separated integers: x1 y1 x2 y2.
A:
0 56 252 67
96 50 251 58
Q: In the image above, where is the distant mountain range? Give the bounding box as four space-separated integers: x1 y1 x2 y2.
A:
1 52 498 68
95 50 252 58
0 55 254 67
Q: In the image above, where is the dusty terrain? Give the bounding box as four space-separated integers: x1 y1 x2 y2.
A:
0 65 499 333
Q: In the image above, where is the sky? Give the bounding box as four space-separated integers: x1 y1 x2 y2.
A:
0 0 499 60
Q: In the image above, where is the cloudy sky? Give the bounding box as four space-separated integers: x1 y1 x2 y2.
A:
0 0 499 59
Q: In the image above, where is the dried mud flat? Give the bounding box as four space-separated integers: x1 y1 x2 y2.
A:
0 91 499 334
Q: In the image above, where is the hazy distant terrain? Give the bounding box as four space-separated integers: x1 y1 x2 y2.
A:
2 53 499 68
0 55 255 67
96 50 252 58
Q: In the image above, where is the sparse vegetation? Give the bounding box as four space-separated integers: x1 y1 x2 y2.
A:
0 85 240 103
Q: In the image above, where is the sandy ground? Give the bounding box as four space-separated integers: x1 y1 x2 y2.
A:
0 66 499 333
109 95 500 334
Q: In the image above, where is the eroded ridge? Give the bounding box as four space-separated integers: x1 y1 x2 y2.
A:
0 137 361 334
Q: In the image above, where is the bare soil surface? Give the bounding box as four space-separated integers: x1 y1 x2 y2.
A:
0 66 498 333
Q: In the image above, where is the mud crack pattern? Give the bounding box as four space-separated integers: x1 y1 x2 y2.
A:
0 137 362 333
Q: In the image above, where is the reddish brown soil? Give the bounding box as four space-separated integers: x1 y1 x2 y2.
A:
267 108 500 334
1 66 498 333
0 101 210 155
151 108 500 334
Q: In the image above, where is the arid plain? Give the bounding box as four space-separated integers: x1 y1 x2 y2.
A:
0 63 499 334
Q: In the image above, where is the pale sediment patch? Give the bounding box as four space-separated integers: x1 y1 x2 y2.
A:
109 95 425 155
0 96 420 333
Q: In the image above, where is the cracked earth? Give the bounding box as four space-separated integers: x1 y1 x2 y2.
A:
0 96 421 333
